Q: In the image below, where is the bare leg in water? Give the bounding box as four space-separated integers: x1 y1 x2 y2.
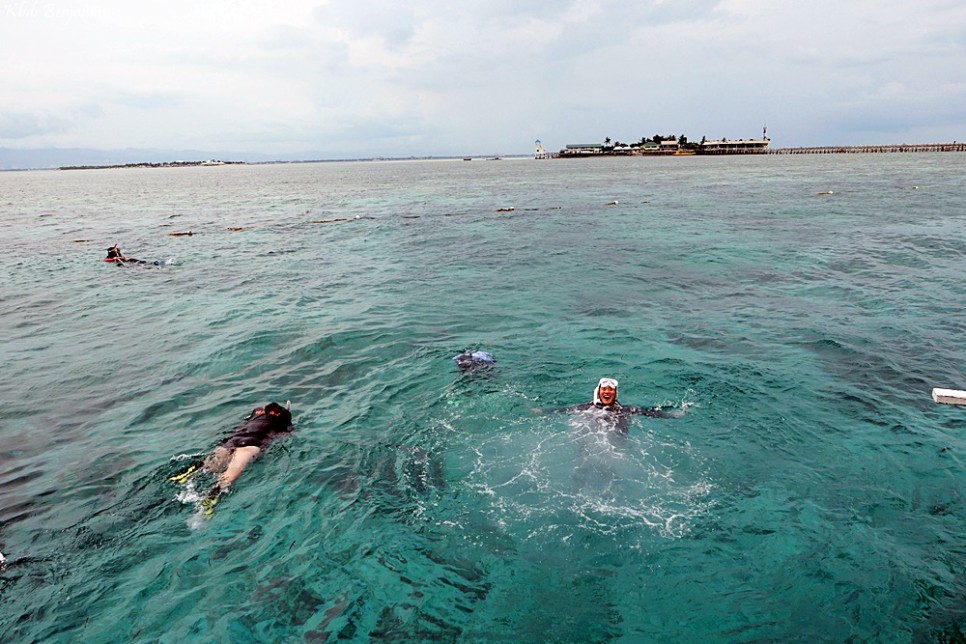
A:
203 445 262 494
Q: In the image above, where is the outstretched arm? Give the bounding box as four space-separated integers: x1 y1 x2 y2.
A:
533 403 589 415
626 405 683 418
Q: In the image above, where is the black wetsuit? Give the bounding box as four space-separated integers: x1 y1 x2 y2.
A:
453 352 495 375
553 402 674 434
220 405 293 450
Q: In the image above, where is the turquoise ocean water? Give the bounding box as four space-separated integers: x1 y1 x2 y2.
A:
1 154 964 642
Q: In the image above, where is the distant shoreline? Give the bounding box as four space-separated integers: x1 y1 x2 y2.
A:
53 156 531 171
2 144 959 173
58 160 246 171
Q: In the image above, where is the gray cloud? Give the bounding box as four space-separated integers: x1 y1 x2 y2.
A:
312 2 417 49
0 0 964 155
0 112 74 138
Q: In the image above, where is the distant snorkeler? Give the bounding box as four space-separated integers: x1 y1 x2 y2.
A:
104 243 144 264
170 402 293 517
103 243 168 267
539 377 682 433
453 350 496 374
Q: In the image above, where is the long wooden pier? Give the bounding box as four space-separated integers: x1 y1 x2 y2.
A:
768 143 966 154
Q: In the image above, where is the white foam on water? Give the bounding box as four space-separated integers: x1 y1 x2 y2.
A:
464 412 715 544
175 479 202 504
171 452 205 462
186 509 207 531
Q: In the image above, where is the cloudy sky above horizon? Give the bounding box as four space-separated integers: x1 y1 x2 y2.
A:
2 0 964 158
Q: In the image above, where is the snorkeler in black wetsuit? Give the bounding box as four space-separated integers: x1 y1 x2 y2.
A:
217 402 293 451
453 350 496 374
170 402 293 515
546 378 680 433
104 244 147 265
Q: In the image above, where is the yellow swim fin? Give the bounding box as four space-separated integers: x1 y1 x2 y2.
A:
201 495 220 519
169 463 201 484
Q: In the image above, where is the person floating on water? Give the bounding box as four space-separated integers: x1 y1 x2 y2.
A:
104 243 170 267
104 243 146 264
170 401 293 517
537 377 681 433
453 350 496 375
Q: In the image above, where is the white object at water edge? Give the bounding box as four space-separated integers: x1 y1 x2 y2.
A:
932 388 966 405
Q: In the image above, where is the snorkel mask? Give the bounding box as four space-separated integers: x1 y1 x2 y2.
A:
263 402 292 425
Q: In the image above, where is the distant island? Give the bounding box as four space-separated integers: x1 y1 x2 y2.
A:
543 133 770 158
536 132 966 158
59 159 246 170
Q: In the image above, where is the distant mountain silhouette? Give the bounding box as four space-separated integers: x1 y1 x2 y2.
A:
0 147 334 170
0 147 517 170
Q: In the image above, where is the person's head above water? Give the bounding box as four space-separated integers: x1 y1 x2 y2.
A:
593 377 619 406
453 350 495 374
105 244 122 259
251 401 292 426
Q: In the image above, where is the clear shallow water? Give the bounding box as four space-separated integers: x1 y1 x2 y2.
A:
0 154 964 642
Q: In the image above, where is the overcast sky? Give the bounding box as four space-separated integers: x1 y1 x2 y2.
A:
2 0 964 158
